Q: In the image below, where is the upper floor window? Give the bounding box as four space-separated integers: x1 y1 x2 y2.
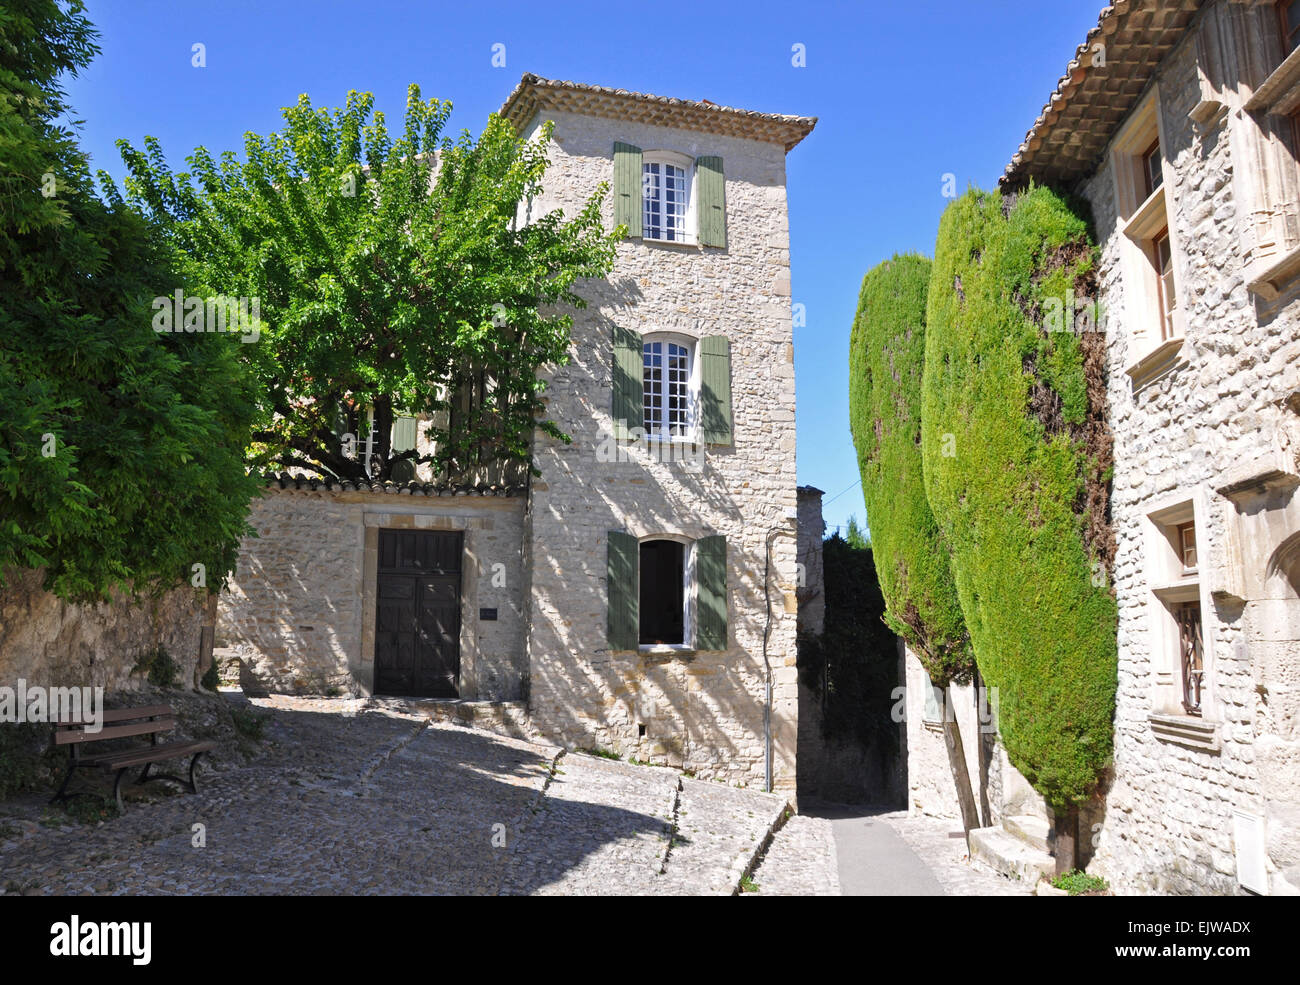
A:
1153 228 1177 343
612 142 727 248
642 335 695 437
643 161 690 242
1142 140 1164 198
1281 0 1300 55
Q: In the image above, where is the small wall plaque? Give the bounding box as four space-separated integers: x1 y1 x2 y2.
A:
479 608 498 621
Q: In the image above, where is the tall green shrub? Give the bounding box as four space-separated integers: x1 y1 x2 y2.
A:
921 186 1117 816
848 253 982 835
848 254 972 685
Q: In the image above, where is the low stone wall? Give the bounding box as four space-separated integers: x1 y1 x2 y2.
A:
0 567 208 692
216 483 527 699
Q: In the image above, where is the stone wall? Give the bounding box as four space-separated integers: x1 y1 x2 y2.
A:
1076 4 1300 895
215 483 527 699
796 486 825 637
519 108 802 793
0 567 209 692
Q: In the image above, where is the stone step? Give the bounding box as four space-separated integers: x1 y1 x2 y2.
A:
1004 814 1053 853
969 825 1054 885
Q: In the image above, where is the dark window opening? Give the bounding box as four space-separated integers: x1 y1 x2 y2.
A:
1176 600 1204 716
1282 0 1300 56
1141 140 1163 199
639 539 685 645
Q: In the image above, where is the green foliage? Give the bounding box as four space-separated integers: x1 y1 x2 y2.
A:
132 647 179 688
848 253 972 688
200 660 220 693
583 746 621 761
61 794 121 824
229 705 267 740
843 515 870 550
0 0 260 602
0 723 60 800
921 185 1117 812
798 535 899 755
109 86 621 482
1051 869 1109 895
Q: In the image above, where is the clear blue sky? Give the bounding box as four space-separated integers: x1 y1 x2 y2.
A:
68 0 1101 538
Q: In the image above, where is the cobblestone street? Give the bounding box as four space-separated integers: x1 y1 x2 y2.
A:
0 696 1027 896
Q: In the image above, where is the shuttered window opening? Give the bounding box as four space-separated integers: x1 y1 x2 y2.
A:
606 532 728 651
612 326 733 446
612 144 725 247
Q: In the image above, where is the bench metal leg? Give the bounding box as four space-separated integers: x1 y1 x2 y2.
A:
50 759 80 805
112 768 130 813
135 752 206 796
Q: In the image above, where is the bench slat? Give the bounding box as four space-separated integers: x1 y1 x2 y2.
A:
89 740 216 771
54 704 174 728
54 717 175 745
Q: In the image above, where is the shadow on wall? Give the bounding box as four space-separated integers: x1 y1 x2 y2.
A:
524 278 795 784
795 536 905 807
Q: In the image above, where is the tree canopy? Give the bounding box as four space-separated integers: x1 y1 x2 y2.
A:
922 185 1116 813
109 87 621 483
848 253 972 689
0 0 260 602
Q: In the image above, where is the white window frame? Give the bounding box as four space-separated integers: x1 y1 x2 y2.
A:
637 534 697 653
641 331 700 441
1144 492 1222 751
641 150 697 245
1112 87 1186 385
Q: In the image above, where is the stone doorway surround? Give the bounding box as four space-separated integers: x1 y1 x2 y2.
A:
360 504 511 699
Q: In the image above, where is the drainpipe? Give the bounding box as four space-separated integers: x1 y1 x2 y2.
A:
763 525 796 793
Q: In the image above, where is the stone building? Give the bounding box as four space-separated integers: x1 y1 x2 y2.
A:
217 75 816 794
904 0 1300 895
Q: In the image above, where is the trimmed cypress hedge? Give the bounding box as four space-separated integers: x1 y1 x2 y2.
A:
848 253 973 689
921 186 1117 813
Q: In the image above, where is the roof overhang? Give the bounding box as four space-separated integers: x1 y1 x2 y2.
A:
499 73 816 153
1001 0 1203 190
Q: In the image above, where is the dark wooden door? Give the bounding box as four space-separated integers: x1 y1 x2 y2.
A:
375 530 462 697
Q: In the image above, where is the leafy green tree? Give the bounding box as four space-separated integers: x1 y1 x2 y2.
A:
843 514 870 550
922 186 1117 871
0 0 260 602
848 253 982 838
109 87 621 482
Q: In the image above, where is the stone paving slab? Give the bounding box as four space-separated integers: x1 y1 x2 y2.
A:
875 810 1032 896
499 752 679 896
745 814 841 896
657 777 787 895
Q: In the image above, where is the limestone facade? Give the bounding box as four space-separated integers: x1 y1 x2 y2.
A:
907 0 1300 894
215 77 815 795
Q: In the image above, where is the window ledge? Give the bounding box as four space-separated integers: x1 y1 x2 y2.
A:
1125 336 1185 390
1152 579 1201 604
1246 240 1300 301
1122 186 1169 242
638 644 697 660
1245 45 1300 116
640 235 699 249
1149 713 1220 753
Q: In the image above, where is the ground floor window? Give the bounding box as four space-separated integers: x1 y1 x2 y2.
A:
639 539 685 645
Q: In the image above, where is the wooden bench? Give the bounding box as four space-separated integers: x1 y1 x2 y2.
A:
51 705 216 813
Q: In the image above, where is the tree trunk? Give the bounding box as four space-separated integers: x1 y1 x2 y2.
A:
942 683 982 849
974 668 993 828
1053 807 1079 877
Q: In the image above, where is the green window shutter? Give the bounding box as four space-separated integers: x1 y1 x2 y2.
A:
695 156 726 248
607 531 639 651
390 415 418 481
613 142 643 238
696 535 728 651
612 324 643 440
698 335 733 445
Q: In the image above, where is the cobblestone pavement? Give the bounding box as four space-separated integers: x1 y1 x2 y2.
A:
0 696 789 896
874 810 1033 896
745 814 841 896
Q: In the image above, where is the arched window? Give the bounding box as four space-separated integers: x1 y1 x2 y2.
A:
641 332 697 438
